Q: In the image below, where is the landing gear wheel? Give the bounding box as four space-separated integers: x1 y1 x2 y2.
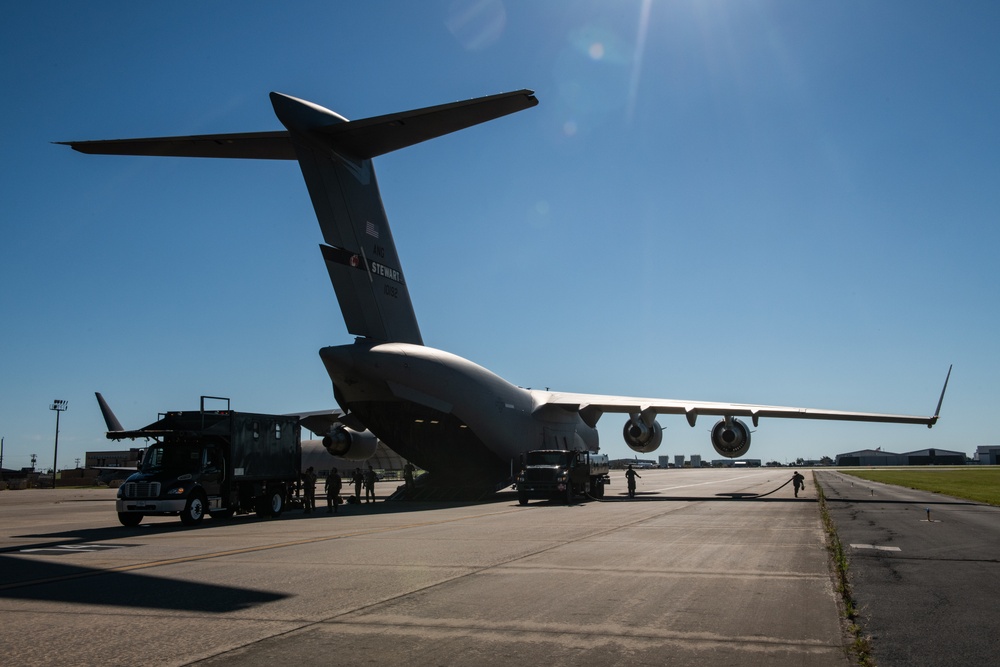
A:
118 512 143 527
180 494 206 526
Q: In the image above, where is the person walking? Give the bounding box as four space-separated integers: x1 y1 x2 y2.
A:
302 466 317 513
792 471 805 498
325 467 343 514
625 464 641 499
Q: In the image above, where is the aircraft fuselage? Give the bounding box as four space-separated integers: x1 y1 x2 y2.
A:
320 339 598 489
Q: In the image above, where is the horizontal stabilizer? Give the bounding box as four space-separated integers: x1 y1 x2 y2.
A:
58 131 295 160
272 89 538 159
57 89 537 162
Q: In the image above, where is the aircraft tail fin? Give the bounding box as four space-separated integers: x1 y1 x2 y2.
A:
59 90 538 344
269 90 536 344
95 392 125 432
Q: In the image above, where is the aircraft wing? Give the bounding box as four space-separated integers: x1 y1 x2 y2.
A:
534 365 950 430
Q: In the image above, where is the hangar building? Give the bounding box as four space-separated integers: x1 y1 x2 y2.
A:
973 445 1000 465
835 448 967 466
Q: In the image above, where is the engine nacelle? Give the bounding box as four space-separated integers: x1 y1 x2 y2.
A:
322 424 379 461
623 415 663 454
711 417 751 458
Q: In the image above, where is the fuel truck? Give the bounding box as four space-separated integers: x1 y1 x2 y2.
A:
515 449 610 505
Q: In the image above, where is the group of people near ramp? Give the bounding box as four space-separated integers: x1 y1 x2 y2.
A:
297 464 381 514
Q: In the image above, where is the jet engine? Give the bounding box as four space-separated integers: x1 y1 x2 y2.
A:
322 424 379 461
711 417 751 458
623 414 663 454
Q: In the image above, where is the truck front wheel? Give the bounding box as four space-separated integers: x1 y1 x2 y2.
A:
180 493 206 526
118 512 143 527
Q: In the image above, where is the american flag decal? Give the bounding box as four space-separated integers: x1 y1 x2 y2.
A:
365 221 379 239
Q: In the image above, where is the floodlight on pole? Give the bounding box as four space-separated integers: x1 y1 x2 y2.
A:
50 399 68 489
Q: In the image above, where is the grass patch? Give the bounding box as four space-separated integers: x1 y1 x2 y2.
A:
840 468 1000 505
815 474 875 666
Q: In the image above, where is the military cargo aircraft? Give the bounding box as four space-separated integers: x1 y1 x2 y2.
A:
63 91 949 496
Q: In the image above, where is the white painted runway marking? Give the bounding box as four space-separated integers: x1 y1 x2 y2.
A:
650 472 773 493
20 544 130 554
850 544 901 552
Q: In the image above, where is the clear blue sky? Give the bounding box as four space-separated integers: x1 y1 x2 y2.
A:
2 1 997 472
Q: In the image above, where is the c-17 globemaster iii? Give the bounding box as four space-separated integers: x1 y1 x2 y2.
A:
61 89 950 497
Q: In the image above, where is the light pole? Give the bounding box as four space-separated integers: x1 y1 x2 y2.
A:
50 400 68 489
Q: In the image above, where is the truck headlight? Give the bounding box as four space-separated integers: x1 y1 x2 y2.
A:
167 486 185 495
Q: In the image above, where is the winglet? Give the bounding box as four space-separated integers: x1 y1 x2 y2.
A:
95 392 125 432
929 365 952 426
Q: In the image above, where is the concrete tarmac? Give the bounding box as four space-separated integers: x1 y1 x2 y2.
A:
1 470 850 666
816 470 1000 667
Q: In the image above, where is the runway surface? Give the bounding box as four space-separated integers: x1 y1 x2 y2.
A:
1 470 850 666
816 470 1000 667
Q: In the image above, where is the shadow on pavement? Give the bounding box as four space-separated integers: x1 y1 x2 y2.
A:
0 554 288 611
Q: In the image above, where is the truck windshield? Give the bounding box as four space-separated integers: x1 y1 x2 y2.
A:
525 451 570 466
141 444 203 475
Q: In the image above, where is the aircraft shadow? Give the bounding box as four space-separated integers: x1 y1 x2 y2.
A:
0 554 287 611
3 497 505 554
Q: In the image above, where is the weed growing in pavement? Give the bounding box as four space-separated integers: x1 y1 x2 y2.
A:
815 473 875 667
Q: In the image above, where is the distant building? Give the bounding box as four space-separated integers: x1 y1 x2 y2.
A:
905 448 966 465
86 448 144 469
835 449 905 466
658 455 671 468
690 454 702 468
835 448 967 466
711 459 761 468
973 445 1000 465
609 458 656 469
674 455 684 468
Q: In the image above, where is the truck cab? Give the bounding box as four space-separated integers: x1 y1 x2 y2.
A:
515 449 610 505
117 442 227 526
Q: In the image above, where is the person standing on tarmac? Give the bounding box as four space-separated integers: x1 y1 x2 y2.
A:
625 464 641 499
352 467 364 503
792 471 805 498
302 466 317 513
364 464 377 503
403 461 415 494
326 467 343 514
